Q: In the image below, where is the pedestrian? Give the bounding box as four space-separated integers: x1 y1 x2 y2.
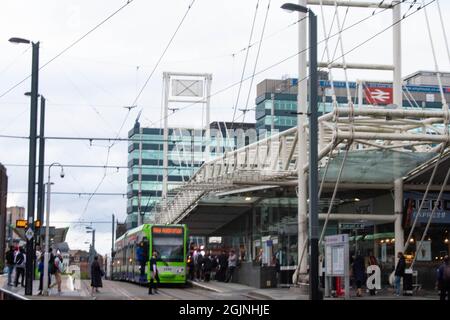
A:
148 251 160 294
272 254 280 287
47 248 55 287
202 253 213 282
394 251 406 296
216 250 228 282
91 256 104 295
225 249 237 283
193 248 202 280
50 252 64 294
367 251 379 296
14 247 26 287
352 252 366 297
437 255 450 301
197 250 204 281
5 245 15 286
37 255 50 295
187 253 195 281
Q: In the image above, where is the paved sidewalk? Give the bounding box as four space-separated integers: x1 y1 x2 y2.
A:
188 279 439 300
0 274 87 299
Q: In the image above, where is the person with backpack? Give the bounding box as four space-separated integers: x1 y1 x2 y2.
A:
14 247 26 287
437 255 450 301
50 253 64 294
5 245 15 286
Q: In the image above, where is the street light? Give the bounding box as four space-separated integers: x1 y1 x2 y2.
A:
86 227 96 251
86 227 96 279
281 3 320 300
10 36 40 296
42 162 64 296
24 92 46 243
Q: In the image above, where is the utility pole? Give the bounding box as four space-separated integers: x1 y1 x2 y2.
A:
92 229 96 251
111 213 115 280
307 7 320 301
36 96 46 245
25 41 39 296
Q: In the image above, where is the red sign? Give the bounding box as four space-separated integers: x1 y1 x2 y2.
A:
364 87 393 105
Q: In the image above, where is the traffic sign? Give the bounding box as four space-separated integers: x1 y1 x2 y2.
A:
16 219 27 228
25 228 34 240
339 223 365 230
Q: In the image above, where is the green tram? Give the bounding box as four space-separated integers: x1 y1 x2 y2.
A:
112 224 188 284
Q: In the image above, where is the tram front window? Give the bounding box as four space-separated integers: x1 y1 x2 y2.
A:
153 236 184 262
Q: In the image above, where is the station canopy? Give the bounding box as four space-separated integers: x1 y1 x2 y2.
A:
320 149 438 184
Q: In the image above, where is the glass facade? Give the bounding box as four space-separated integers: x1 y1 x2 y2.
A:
126 122 255 229
255 79 450 133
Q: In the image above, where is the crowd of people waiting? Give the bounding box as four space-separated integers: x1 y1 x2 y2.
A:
187 245 239 283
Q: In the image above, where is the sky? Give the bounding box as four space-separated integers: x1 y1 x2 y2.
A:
0 0 449 255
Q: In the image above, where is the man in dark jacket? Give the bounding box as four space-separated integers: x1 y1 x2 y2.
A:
216 250 228 282
14 247 26 287
5 246 15 286
394 252 406 296
352 254 366 297
437 255 450 300
91 256 104 295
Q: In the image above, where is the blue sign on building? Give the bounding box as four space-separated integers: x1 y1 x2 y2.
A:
404 191 450 224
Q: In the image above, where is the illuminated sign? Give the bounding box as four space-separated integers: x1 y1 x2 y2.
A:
153 227 183 235
16 220 27 228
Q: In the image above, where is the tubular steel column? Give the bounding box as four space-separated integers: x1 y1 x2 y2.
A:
37 96 45 244
308 9 320 301
297 0 309 279
394 178 404 266
392 1 402 108
162 73 170 210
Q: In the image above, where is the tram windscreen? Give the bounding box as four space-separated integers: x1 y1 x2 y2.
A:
152 228 184 262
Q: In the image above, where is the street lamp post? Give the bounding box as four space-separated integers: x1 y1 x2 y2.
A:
9 37 40 296
281 3 320 300
42 163 64 296
86 227 96 278
37 96 46 241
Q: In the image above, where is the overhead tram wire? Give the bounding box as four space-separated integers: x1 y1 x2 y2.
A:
145 0 409 129
230 0 261 130
7 191 126 196
80 0 197 223
147 0 431 222
241 0 272 125
0 0 135 100
0 134 185 143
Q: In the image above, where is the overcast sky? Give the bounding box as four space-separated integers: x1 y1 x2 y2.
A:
0 0 448 255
